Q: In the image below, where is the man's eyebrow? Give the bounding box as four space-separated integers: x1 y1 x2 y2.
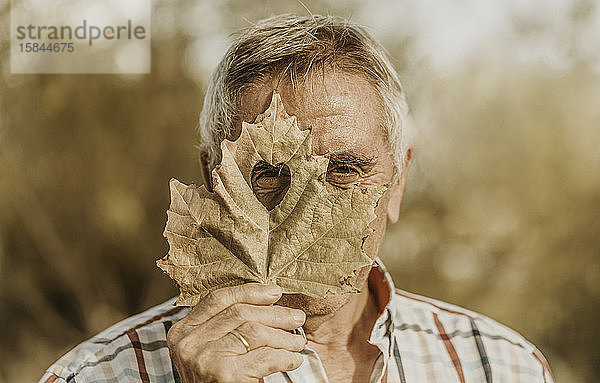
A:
327 152 376 170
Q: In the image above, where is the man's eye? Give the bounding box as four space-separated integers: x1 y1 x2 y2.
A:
253 167 290 190
326 165 360 188
250 162 291 210
255 170 287 189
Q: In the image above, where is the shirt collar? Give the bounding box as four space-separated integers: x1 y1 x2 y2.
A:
367 258 396 360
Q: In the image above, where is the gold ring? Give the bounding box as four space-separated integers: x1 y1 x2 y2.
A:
230 330 251 352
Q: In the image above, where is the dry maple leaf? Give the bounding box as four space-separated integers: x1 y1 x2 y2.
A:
157 93 386 306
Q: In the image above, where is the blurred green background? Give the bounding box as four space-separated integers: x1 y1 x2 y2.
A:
1 0 599 382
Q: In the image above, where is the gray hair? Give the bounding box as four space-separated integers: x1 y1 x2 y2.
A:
199 14 412 178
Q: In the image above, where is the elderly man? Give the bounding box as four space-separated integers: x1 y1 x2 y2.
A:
41 14 553 383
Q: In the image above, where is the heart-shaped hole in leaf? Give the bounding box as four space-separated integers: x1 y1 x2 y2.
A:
251 161 291 210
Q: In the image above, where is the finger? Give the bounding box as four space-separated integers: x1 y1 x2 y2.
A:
189 303 306 342
222 322 306 353
236 347 304 379
180 283 282 326
168 284 283 345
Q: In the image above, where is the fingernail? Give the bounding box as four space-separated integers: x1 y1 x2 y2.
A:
265 284 282 297
292 310 306 323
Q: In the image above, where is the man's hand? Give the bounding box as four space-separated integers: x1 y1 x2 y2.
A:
167 283 306 383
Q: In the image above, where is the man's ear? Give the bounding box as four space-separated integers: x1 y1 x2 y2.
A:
199 148 213 191
387 148 413 223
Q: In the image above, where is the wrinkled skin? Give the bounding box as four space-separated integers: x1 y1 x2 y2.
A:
168 70 413 383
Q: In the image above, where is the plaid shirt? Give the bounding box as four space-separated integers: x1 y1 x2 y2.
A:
40 260 554 383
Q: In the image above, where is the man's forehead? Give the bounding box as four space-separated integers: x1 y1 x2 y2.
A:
233 71 388 158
